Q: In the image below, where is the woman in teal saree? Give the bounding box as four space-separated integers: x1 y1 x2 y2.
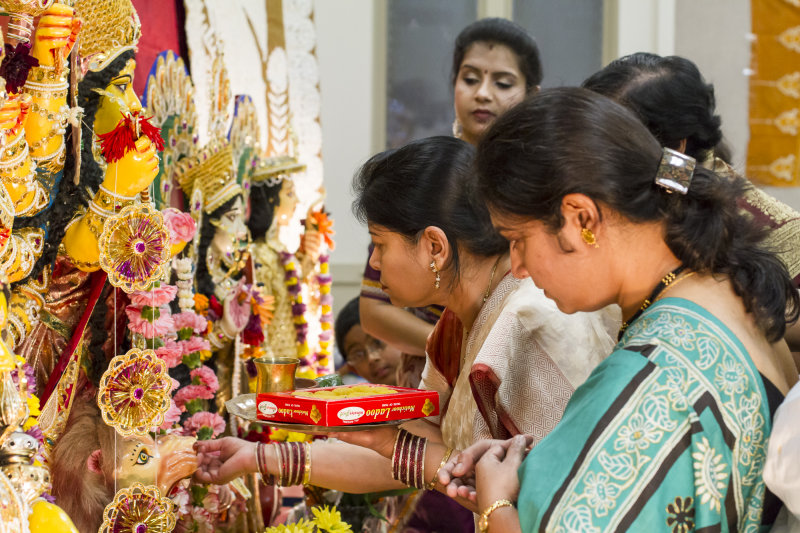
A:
443 88 799 532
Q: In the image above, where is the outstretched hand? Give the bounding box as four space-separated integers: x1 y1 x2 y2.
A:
193 437 257 485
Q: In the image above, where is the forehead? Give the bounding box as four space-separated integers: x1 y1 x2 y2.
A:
489 210 536 232
460 41 522 75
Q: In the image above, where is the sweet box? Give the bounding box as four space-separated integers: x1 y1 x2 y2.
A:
256 384 440 426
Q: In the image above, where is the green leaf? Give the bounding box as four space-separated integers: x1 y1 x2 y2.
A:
190 485 208 507
196 426 214 440
140 306 160 321
182 352 202 369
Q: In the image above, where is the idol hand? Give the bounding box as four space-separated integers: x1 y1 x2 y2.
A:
31 4 82 67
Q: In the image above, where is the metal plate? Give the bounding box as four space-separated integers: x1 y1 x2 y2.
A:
225 393 412 433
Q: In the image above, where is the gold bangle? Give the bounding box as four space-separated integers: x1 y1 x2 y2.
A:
478 499 514 533
426 447 453 490
302 441 312 485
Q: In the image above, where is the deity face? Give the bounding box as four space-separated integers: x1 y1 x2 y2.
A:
274 179 298 227
93 59 142 136
211 197 249 267
113 433 198 496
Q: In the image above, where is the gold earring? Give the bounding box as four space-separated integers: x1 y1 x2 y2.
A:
430 261 440 289
581 227 599 248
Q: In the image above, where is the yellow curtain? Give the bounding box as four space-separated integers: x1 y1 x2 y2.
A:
746 0 800 185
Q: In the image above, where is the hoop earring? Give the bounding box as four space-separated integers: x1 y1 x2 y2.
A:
581 228 599 248
430 261 440 289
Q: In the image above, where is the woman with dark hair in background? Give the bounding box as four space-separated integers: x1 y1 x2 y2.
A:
195 137 614 532
582 52 800 289
443 88 798 532
360 17 544 383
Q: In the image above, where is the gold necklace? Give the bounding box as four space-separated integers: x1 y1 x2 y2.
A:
482 256 503 304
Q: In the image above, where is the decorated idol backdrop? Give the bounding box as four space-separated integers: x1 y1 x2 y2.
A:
0 0 334 532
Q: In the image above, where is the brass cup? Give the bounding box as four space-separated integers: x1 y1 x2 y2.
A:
253 357 299 393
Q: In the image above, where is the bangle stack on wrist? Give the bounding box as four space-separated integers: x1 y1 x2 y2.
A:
257 441 312 487
391 428 428 489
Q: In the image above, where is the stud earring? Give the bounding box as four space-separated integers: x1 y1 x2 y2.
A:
581 227 599 248
430 261 440 289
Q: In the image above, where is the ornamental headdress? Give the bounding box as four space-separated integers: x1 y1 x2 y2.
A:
173 138 240 214
74 0 142 77
142 50 199 209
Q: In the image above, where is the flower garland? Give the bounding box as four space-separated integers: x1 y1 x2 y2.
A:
280 250 311 363
314 253 333 372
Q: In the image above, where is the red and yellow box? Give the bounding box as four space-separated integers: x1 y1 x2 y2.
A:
256 384 440 426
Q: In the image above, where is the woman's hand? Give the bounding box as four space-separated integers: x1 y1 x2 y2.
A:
475 434 529 511
31 4 81 67
327 426 399 459
193 437 257 485
439 435 534 501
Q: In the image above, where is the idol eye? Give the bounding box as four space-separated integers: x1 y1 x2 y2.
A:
136 450 152 465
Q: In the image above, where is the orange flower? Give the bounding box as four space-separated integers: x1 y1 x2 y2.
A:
309 210 335 250
194 294 209 316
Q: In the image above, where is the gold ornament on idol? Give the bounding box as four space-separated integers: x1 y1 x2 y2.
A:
98 482 176 533
581 227 599 248
430 261 440 289
97 349 171 437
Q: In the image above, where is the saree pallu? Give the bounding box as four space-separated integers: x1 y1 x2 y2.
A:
518 298 773 532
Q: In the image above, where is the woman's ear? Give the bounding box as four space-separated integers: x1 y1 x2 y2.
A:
87 449 103 474
561 193 602 250
420 226 450 268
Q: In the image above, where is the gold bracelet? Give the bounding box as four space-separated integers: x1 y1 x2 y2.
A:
426 447 453 490
478 499 514 533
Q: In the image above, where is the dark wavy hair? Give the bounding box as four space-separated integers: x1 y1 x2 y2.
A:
582 52 724 162
353 136 507 281
246 180 283 241
476 87 798 342
13 50 136 285
451 17 543 91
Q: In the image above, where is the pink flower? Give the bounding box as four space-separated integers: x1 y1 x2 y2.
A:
156 346 183 368
158 400 182 430
163 208 197 245
129 285 178 307
173 311 208 334
178 337 211 356
126 306 175 338
170 377 181 393
190 366 219 392
182 411 226 439
174 385 214 411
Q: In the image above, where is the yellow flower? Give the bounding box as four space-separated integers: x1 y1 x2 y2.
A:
23 394 41 430
311 505 353 533
296 367 317 381
265 519 314 533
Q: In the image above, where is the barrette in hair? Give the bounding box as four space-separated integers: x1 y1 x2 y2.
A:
655 147 696 195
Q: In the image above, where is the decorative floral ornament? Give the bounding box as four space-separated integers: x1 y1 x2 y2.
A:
99 482 176 533
97 349 171 437
99 204 171 293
